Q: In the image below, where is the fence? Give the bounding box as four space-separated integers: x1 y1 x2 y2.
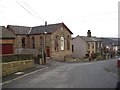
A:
14 48 39 56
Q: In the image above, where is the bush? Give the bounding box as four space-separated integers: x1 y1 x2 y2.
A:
85 53 89 58
64 55 74 62
96 55 102 60
1 54 35 63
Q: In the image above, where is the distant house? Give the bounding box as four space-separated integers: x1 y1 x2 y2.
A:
7 22 73 60
100 37 120 54
72 30 102 58
0 26 15 55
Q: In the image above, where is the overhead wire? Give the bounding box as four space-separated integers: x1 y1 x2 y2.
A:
16 0 45 24
21 0 45 22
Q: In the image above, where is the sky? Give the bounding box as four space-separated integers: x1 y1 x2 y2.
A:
0 0 119 38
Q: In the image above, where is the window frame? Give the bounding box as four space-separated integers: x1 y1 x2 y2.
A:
60 36 65 51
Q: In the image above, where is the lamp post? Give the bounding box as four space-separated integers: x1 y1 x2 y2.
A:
40 21 47 65
44 31 47 64
18 36 20 54
41 31 47 65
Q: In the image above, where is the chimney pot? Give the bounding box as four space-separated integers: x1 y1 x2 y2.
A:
45 21 47 26
87 30 91 37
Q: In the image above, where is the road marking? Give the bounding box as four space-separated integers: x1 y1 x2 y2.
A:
109 71 119 78
104 67 119 78
1 67 49 85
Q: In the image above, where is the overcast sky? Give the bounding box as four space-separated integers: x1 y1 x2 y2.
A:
0 0 119 37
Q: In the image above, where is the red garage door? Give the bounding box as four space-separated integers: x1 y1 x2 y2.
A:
2 44 13 54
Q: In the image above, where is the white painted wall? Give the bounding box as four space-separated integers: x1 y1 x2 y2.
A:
72 36 87 58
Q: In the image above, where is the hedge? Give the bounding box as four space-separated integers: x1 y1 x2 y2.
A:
1 54 35 63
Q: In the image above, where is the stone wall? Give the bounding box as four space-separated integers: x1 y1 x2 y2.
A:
14 35 28 49
51 26 72 60
2 60 34 76
52 50 72 61
29 34 51 50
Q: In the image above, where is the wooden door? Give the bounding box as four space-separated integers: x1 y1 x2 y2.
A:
46 46 50 57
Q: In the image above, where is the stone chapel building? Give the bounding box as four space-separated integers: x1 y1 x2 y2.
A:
7 22 73 60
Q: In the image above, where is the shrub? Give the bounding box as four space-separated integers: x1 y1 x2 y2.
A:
96 55 102 60
1 54 35 63
64 55 74 62
85 53 89 58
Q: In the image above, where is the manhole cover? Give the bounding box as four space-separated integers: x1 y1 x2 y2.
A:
14 72 24 75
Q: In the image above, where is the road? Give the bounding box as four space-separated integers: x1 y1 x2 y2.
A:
2 59 118 88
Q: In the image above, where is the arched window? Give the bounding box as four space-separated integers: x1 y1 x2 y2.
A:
22 37 25 48
54 35 59 51
32 37 35 49
61 36 64 50
67 36 70 50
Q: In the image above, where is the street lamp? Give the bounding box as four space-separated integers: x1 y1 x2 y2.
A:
44 31 47 63
18 36 20 54
40 21 47 65
41 31 47 64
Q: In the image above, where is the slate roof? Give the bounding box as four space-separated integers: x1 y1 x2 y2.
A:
100 38 119 46
7 22 73 35
79 36 102 42
0 26 15 39
7 25 31 35
30 23 61 34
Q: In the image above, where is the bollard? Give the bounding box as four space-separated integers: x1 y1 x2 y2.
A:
117 58 120 68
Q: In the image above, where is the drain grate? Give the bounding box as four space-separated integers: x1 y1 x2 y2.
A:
14 72 24 75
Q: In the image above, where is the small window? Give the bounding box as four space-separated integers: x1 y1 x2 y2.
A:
61 27 63 30
72 45 74 52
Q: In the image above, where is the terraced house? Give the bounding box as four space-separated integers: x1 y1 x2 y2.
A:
7 22 73 60
72 30 102 58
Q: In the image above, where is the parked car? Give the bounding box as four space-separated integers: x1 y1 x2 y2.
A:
116 81 120 90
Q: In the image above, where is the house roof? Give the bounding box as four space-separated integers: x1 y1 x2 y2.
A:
7 25 31 35
79 36 102 42
100 38 119 46
7 22 73 35
0 26 15 39
30 23 62 34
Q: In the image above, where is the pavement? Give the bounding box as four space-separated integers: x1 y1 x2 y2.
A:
2 59 62 84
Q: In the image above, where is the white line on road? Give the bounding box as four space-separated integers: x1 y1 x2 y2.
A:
109 72 119 78
104 67 119 78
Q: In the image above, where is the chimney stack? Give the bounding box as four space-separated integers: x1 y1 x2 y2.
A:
45 21 47 26
87 30 91 37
